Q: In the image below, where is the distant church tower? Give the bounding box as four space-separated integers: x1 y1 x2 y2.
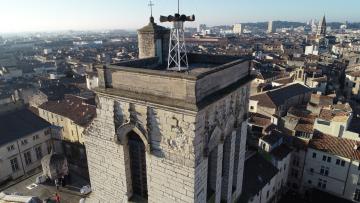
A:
316 15 327 38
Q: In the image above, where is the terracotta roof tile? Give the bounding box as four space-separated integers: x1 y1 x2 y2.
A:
39 95 96 127
250 83 310 109
309 131 360 160
249 113 271 127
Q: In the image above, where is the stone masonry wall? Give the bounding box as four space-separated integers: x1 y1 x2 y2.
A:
85 80 251 203
85 97 129 203
85 94 198 203
138 32 156 59
193 83 250 203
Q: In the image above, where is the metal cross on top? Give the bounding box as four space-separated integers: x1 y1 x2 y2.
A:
148 0 154 17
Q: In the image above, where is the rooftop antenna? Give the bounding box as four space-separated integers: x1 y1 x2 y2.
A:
160 0 195 71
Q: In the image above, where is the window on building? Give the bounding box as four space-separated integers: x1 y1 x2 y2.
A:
341 160 345 167
44 129 51 135
21 139 28 145
7 145 15 152
320 166 329 176
33 135 39 141
35 146 42 160
10 158 19 172
46 141 52 154
262 143 266 150
355 189 360 202
317 179 327 189
291 169 299 178
24 151 32 165
266 191 269 198
310 168 314 173
336 159 340 165
312 153 317 158
250 106 254 110
318 120 330 126
322 155 326 161
308 180 312 184
327 157 331 163
325 167 329 176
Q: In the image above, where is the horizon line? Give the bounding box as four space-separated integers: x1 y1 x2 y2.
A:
1 20 358 35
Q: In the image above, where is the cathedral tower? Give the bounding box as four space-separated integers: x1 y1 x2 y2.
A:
316 15 327 38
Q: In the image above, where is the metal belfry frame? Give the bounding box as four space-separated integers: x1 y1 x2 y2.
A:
160 0 195 71
167 21 189 71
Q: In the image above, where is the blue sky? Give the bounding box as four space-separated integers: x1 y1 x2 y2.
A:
0 0 359 33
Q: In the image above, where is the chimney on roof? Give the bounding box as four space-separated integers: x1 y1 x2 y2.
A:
354 144 359 151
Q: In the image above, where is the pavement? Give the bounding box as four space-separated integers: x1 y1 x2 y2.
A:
1 171 90 203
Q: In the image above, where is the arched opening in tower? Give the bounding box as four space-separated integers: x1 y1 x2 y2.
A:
128 130 148 199
207 146 219 202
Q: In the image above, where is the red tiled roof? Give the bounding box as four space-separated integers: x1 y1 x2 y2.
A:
347 71 360 77
318 105 351 122
39 95 96 127
294 120 314 133
309 131 360 160
250 83 310 109
249 113 271 127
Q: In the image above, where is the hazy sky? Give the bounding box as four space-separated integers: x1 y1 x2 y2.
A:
0 0 359 33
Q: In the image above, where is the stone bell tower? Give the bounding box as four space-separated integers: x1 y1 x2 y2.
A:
84 15 253 203
138 16 170 64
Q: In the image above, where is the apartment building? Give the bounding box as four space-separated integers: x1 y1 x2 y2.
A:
345 71 360 100
0 109 52 184
249 83 311 117
37 94 95 171
38 94 95 144
313 103 359 140
303 131 360 202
